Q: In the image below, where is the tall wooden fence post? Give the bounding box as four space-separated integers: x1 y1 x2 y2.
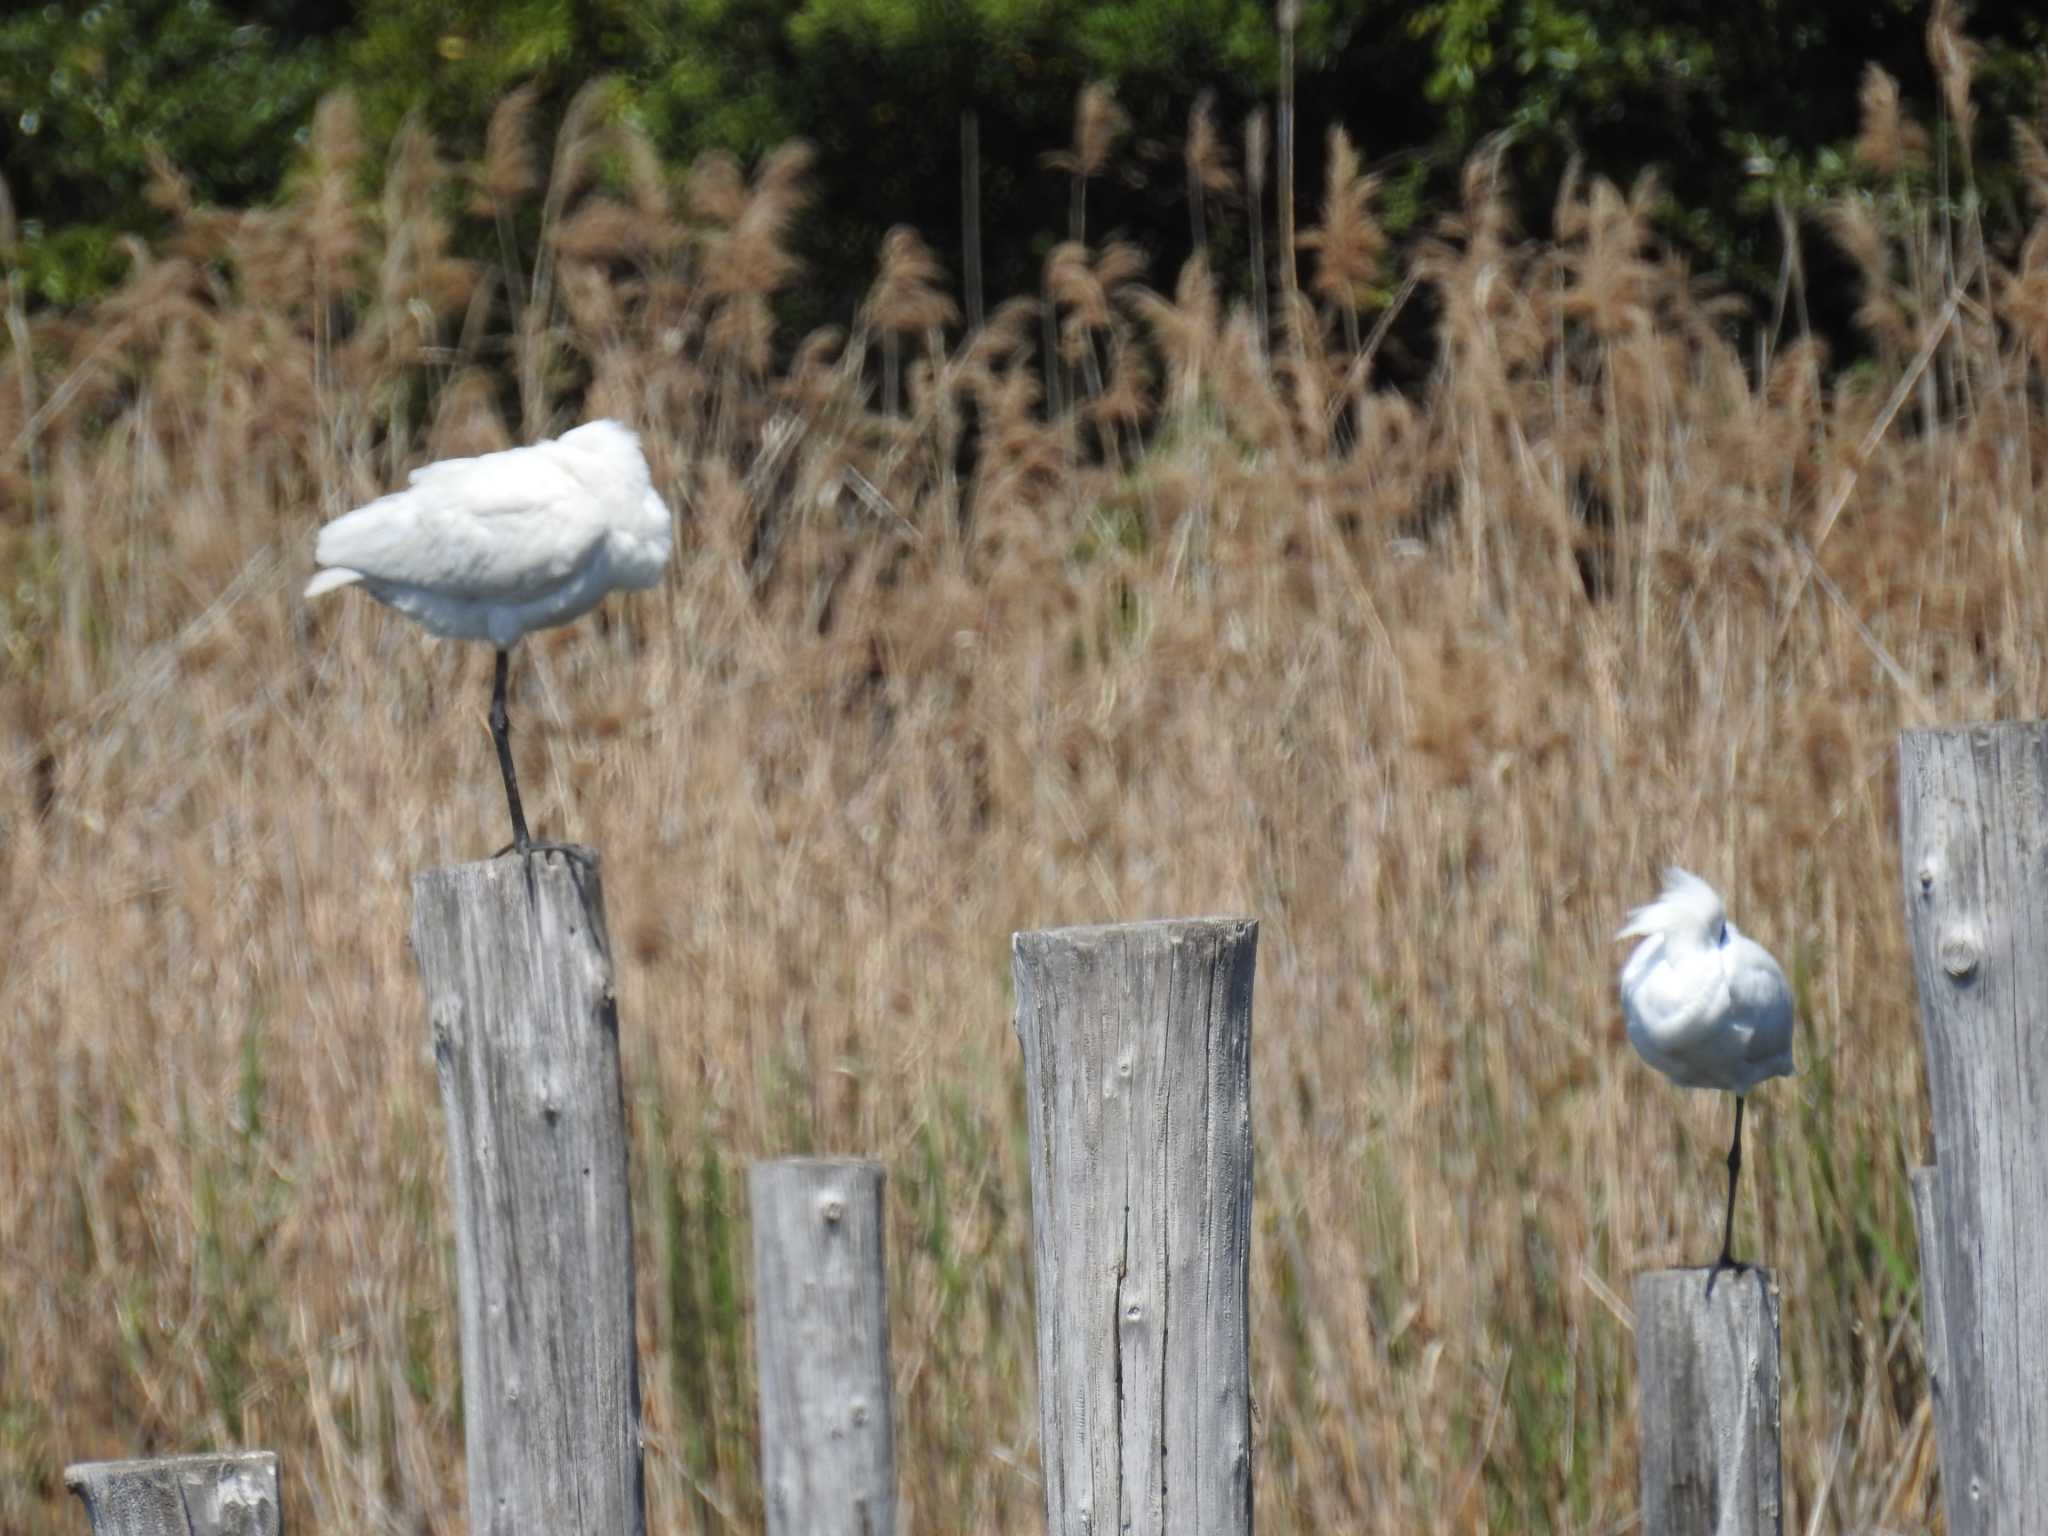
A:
1633 1270 1783 1535
64 1452 281 1536
1908 1165 1982 1536
750 1158 897 1536
411 849 646 1536
1012 917 1258 1536
1898 722 2048 1535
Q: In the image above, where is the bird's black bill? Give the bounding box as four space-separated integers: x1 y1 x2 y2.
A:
1705 1094 1750 1298
489 647 532 854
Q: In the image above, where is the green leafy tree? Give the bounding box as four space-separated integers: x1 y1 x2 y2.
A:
8 0 2047 356
0 1 343 303
1397 0 2046 300
334 0 1314 322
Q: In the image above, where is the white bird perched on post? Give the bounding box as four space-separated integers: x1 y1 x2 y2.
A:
1618 867 1796 1292
306 419 674 854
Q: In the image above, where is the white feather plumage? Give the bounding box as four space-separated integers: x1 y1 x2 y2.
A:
306 419 673 649
1617 867 1795 1094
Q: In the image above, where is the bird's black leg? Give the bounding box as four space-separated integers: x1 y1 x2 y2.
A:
1706 1094 1750 1298
489 647 531 855
486 648 592 893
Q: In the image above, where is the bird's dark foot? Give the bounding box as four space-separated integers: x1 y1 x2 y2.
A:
490 838 598 905
490 836 594 865
1704 1251 1751 1299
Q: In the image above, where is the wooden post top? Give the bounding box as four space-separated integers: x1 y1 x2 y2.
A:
1014 915 1257 945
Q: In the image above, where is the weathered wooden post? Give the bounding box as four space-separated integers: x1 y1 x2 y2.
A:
750 1158 897 1536
1898 722 2048 1536
1632 1270 1783 1534
1908 1165 1982 1536
64 1452 281 1536
411 849 645 1536
1012 917 1258 1536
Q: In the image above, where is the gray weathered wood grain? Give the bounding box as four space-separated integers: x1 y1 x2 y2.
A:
411 848 645 1536
63 1452 281 1536
1012 917 1258 1536
750 1158 897 1536
1898 723 2048 1536
1633 1268 1782 1536
1910 1163 1986 1536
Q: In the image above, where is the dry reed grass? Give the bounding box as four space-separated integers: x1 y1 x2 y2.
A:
0 32 2037 1533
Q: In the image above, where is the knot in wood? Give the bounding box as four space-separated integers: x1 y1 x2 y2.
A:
1938 931 1980 979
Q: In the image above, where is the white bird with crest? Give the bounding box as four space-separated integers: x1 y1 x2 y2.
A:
1618 867 1796 1290
306 419 674 853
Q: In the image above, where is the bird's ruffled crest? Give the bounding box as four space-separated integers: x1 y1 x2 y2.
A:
1616 866 1726 943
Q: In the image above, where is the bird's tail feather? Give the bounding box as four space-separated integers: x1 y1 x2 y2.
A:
304 567 362 599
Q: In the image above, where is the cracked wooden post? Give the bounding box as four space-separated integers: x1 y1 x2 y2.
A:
750 1158 897 1536
1012 918 1258 1536
64 1452 281 1536
1633 1270 1783 1534
1899 723 2048 1536
411 848 646 1536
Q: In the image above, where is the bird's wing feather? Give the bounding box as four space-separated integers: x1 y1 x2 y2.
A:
314 452 607 600
1728 935 1796 1069
1621 948 1726 1051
